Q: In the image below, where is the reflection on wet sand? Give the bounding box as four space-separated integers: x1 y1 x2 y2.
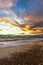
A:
0 41 43 65
0 38 43 48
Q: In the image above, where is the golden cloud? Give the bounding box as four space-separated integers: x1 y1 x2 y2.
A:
28 27 43 35
0 16 43 35
24 15 43 22
20 25 43 35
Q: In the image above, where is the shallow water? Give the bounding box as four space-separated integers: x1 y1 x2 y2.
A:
0 38 43 48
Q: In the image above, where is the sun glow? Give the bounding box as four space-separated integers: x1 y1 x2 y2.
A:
0 18 42 36
0 19 31 35
0 16 42 36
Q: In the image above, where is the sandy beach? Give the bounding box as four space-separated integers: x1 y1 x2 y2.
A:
0 40 43 65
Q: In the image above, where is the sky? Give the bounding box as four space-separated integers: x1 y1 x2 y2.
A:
0 0 43 35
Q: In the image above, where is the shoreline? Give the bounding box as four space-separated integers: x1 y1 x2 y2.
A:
0 38 43 48
0 41 43 58
0 41 43 65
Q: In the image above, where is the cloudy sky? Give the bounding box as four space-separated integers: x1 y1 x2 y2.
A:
0 0 43 35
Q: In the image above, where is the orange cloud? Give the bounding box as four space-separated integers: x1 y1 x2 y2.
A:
0 16 43 35
19 24 43 35
24 15 43 22
29 27 43 35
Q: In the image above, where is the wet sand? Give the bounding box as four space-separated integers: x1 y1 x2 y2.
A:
0 41 43 65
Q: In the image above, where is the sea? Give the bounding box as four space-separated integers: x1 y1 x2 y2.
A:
0 38 43 48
